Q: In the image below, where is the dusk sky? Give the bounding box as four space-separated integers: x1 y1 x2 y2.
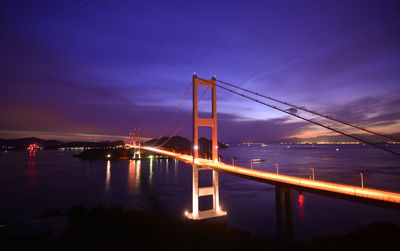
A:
1 0 399 143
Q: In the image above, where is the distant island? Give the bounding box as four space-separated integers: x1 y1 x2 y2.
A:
0 137 125 151
0 136 228 161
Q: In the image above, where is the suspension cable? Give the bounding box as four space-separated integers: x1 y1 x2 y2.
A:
217 79 400 143
157 87 210 148
151 82 192 147
199 78 400 157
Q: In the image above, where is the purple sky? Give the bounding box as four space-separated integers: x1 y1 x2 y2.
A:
1 0 399 142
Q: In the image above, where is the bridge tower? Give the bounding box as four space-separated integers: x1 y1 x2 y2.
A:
131 129 141 159
186 74 227 220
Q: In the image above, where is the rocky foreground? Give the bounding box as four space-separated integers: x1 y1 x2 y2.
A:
1 206 399 251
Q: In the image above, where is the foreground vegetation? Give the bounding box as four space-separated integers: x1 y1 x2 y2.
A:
1 206 399 251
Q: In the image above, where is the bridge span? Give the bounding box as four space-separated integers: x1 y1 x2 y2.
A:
132 145 400 211
126 74 400 222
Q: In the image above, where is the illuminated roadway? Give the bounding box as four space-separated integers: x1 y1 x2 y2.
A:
129 145 400 210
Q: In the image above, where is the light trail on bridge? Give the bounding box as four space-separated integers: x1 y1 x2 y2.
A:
128 145 400 209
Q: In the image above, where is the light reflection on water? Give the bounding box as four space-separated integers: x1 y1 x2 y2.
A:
105 160 111 195
298 193 305 222
0 145 399 240
174 158 178 181
128 160 135 195
149 157 153 184
135 160 141 186
127 160 141 195
27 149 36 186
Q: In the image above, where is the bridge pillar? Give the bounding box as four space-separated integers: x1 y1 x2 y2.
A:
186 74 226 220
275 186 293 241
192 166 199 217
132 129 141 159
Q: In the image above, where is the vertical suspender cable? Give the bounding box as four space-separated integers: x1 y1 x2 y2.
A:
151 83 192 147
157 87 210 148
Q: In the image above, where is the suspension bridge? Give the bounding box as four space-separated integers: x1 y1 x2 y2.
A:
126 74 400 223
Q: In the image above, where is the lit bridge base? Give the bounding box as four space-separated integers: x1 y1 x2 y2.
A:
186 209 227 220
185 165 227 220
186 75 227 220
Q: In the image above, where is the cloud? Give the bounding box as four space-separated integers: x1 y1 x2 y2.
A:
218 113 307 143
0 130 126 142
324 90 400 126
0 22 194 139
248 28 400 104
290 90 400 139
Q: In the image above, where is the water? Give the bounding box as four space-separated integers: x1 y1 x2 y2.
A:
1 145 400 240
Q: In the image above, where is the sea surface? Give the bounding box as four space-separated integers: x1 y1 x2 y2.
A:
1 144 400 240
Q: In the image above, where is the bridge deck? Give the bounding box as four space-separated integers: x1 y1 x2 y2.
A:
135 146 400 210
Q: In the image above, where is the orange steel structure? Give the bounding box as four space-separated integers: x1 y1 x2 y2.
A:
188 74 226 219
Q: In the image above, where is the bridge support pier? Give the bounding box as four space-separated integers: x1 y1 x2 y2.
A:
275 186 293 241
134 148 141 159
130 129 141 159
187 165 226 220
186 74 226 220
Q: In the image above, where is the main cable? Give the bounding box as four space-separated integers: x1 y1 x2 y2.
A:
199 78 400 157
151 82 192 147
217 79 400 143
157 87 210 148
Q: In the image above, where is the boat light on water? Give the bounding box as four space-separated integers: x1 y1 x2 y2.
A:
250 158 265 162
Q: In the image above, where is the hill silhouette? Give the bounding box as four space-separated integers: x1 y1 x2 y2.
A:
145 136 227 158
0 137 124 150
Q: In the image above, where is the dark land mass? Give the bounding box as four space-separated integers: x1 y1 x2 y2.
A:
0 137 62 150
0 206 398 251
76 148 165 160
0 136 227 160
145 136 228 158
0 137 124 150
288 132 400 144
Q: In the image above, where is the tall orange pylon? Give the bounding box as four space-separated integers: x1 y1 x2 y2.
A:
187 74 226 219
